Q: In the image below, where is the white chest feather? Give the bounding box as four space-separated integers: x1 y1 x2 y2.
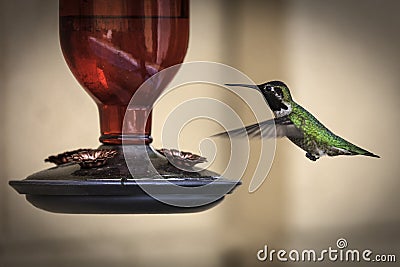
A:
274 102 292 117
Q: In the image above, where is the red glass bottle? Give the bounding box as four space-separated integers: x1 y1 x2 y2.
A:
59 0 189 144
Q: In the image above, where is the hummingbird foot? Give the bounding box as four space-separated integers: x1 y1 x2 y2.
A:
306 153 319 161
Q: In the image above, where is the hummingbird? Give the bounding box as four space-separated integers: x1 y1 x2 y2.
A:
213 81 379 161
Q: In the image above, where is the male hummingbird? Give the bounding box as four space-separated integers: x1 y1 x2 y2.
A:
214 81 379 161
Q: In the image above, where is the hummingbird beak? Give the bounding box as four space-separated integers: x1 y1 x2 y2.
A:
224 83 260 90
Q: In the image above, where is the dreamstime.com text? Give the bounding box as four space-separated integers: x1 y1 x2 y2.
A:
257 238 396 263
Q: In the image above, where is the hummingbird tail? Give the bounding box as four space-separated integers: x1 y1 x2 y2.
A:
363 151 380 158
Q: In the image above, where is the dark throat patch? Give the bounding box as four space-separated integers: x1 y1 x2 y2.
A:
264 91 288 111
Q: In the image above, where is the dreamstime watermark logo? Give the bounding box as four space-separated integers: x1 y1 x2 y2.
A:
122 61 276 207
257 238 397 263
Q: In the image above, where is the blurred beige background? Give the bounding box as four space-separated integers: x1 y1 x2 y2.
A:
1 0 399 266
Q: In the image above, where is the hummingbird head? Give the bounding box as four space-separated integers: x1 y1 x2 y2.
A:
257 81 293 117
225 80 294 117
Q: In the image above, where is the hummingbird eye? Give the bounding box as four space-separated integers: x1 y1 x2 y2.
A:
274 87 283 98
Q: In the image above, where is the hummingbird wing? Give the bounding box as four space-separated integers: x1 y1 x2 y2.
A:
212 116 303 139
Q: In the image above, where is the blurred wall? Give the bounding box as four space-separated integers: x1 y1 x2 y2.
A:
1 1 400 267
